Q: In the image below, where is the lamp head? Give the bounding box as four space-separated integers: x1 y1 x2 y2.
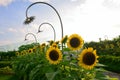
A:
37 30 43 34
24 38 27 41
24 16 35 24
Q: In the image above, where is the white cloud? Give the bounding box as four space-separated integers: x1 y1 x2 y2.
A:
0 40 11 46
61 0 120 42
71 0 78 2
8 28 17 32
28 0 50 2
103 0 120 9
0 31 5 34
8 27 27 34
0 0 14 6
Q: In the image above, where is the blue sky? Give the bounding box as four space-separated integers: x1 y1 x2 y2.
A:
0 0 120 48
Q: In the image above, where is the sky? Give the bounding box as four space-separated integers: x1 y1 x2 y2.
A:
0 0 120 50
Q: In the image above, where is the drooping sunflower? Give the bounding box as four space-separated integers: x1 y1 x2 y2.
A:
46 47 62 65
67 34 84 50
78 47 99 70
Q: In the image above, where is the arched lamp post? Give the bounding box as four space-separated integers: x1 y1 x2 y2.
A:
24 33 37 43
37 22 56 42
23 2 64 50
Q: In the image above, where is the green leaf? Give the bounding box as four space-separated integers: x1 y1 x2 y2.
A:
45 71 59 80
29 64 42 80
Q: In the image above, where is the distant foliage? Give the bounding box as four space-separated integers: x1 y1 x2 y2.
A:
84 35 120 56
18 43 40 52
0 51 16 61
84 35 120 73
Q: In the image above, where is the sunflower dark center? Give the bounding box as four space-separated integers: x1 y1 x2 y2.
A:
33 49 36 52
83 52 95 65
49 50 59 61
70 37 80 48
21 53 23 55
29 50 31 53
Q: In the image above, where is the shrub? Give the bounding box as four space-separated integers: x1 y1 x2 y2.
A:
0 61 12 68
99 55 120 73
0 66 14 75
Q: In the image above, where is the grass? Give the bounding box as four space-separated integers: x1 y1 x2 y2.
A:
0 74 13 80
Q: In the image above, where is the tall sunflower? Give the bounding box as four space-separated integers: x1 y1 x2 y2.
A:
78 47 99 70
46 47 62 65
67 34 84 51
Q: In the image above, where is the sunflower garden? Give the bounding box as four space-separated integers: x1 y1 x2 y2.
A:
12 33 101 80
0 1 119 80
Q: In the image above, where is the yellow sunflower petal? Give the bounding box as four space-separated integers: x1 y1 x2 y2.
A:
88 47 93 52
78 47 98 70
67 34 84 51
46 47 62 65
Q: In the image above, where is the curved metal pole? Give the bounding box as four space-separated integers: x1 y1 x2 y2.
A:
24 2 63 50
37 22 56 42
24 33 37 43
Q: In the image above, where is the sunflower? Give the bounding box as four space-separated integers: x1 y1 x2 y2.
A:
33 46 37 53
46 47 62 65
28 48 33 54
41 43 46 48
51 42 58 48
23 50 27 55
49 40 54 45
15 52 20 56
20 51 25 56
78 47 99 70
40 43 46 52
55 41 59 44
67 34 84 51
